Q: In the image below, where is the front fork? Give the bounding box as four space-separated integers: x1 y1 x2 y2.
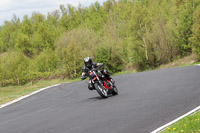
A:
92 71 108 92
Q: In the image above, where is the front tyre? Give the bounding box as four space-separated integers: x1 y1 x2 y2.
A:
94 82 108 98
112 85 118 95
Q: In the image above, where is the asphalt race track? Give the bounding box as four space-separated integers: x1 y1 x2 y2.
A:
0 66 200 133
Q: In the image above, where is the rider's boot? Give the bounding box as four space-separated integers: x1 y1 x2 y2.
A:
101 69 115 84
88 80 94 90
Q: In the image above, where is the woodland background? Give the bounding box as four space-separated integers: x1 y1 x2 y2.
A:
0 0 200 87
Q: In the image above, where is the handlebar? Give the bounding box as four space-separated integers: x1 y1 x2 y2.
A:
92 64 104 71
81 64 104 80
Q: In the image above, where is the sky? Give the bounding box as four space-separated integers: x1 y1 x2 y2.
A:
0 0 108 25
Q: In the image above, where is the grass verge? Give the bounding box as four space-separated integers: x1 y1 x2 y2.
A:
0 78 80 106
0 70 135 106
111 70 136 76
161 111 200 133
157 54 198 70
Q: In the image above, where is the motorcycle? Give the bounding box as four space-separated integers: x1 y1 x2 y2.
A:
82 65 118 98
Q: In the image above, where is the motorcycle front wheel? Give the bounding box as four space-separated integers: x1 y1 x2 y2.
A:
112 85 118 95
94 82 108 98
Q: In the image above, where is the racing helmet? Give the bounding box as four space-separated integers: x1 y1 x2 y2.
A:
84 57 93 68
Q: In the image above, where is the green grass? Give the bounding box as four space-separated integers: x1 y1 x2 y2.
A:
111 70 136 76
161 111 200 133
0 78 81 105
193 62 200 65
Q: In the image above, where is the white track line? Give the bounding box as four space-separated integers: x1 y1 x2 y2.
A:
152 64 200 133
0 84 60 109
151 106 200 133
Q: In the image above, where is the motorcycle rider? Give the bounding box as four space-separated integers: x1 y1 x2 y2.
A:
81 57 115 90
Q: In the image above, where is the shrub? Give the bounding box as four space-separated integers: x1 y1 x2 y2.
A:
0 51 30 86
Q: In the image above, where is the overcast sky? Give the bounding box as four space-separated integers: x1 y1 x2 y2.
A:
0 0 108 25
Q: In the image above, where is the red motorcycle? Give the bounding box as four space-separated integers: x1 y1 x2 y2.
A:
83 66 118 98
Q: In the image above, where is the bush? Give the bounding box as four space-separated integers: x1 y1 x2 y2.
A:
96 18 124 73
0 51 30 86
56 28 99 78
35 49 59 72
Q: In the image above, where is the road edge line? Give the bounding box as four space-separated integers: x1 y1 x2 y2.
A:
151 105 200 133
151 64 200 132
0 84 60 109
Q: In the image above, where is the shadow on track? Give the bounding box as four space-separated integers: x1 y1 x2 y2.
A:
88 96 104 100
88 94 115 100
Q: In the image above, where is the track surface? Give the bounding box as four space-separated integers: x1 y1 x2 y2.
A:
0 66 200 133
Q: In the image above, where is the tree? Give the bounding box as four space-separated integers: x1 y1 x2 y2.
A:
96 18 124 72
190 5 200 60
0 20 19 52
35 49 59 72
56 28 99 78
15 33 33 57
47 10 60 26
0 51 30 86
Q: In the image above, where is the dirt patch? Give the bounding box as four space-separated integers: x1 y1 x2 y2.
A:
158 54 197 69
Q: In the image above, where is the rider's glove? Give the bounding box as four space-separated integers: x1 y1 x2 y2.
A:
97 63 103 67
81 76 86 80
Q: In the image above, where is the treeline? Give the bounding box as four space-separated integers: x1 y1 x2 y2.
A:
0 0 200 87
